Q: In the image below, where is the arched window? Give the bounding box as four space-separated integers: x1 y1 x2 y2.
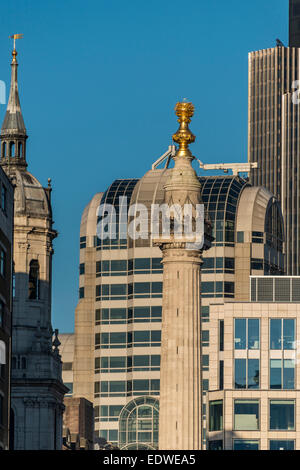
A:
0 340 6 365
28 260 40 300
119 397 159 450
1 142 6 159
9 142 15 157
18 142 23 158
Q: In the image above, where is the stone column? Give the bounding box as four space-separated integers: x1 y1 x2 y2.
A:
155 101 211 450
159 246 202 450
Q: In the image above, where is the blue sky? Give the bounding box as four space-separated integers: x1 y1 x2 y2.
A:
0 0 288 332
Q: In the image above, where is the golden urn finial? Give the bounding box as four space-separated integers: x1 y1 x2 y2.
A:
172 100 195 157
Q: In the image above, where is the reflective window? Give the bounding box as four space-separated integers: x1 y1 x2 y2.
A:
234 319 260 350
119 397 159 450
269 440 295 451
233 440 259 451
270 400 295 430
234 359 259 389
208 440 223 450
234 400 259 430
270 359 295 390
209 400 223 431
270 319 295 350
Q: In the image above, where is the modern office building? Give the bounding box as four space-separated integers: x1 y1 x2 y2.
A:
59 333 74 397
0 167 14 450
248 0 300 275
0 44 67 449
206 276 300 450
290 0 300 47
72 111 284 448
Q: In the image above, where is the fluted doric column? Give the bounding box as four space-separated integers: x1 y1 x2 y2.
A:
155 101 211 450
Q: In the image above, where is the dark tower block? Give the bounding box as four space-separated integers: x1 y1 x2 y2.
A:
290 0 300 47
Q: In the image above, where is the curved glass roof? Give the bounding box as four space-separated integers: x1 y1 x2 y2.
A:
199 176 248 246
96 174 248 249
97 179 139 249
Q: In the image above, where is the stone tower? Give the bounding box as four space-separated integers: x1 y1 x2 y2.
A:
0 44 67 449
156 102 211 450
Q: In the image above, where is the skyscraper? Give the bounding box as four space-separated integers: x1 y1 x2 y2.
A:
248 0 300 275
290 0 300 47
0 43 67 449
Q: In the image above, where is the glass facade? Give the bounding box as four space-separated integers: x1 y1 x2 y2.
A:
119 397 159 450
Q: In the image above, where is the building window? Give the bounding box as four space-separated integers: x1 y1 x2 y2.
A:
0 248 6 278
0 340 5 366
270 400 295 431
95 380 160 398
219 320 224 351
270 359 295 389
234 359 259 389
251 258 264 271
201 305 209 322
233 440 259 451
80 236 86 249
202 330 209 347
18 142 23 158
234 400 259 431
79 287 84 299
270 319 295 350
0 300 4 327
1 185 7 213
209 400 223 431
1 143 6 159
0 394 3 426
119 397 159 450
269 440 295 451
208 440 223 450
234 318 260 350
64 383 73 396
95 355 160 374
28 260 40 300
252 231 264 243
79 263 85 275
219 360 224 390
95 306 162 325
236 231 244 243
95 405 123 422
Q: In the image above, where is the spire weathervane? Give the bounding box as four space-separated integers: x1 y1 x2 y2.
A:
9 34 23 62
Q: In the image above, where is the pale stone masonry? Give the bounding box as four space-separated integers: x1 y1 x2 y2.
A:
0 46 67 449
155 102 212 450
207 300 300 450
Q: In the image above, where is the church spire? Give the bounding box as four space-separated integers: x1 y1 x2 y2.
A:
0 35 28 174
